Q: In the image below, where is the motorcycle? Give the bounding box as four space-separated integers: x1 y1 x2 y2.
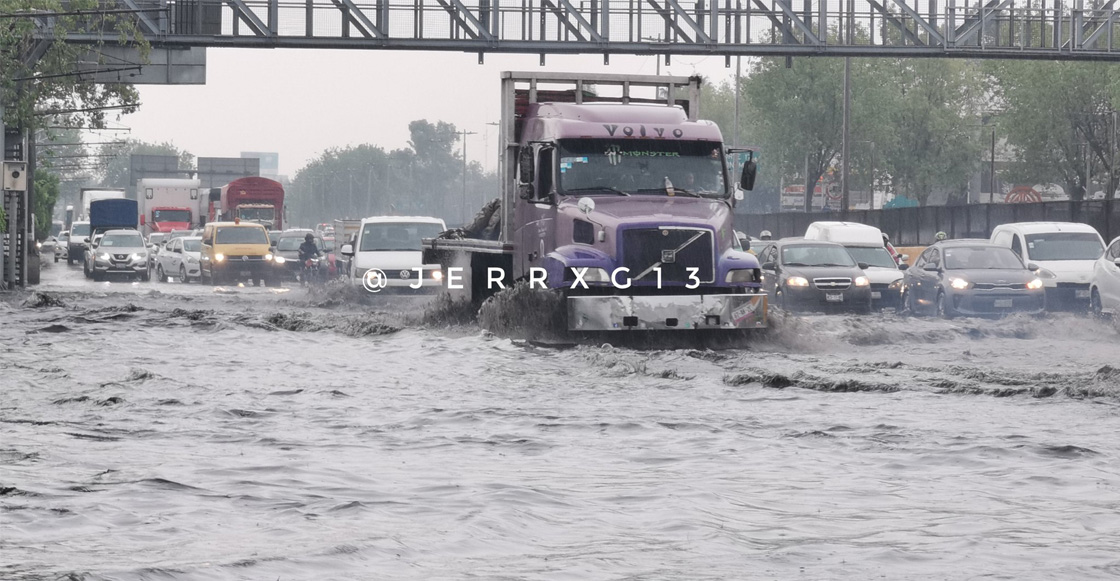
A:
300 255 326 287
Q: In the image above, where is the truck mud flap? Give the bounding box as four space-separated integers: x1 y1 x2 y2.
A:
568 293 767 331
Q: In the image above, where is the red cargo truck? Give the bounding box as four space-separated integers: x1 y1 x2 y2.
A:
208 177 285 231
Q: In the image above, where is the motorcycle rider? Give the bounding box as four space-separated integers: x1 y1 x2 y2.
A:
298 233 322 284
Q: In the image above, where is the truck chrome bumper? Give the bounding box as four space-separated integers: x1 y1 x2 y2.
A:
568 293 768 331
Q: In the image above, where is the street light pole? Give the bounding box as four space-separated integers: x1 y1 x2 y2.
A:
990 128 996 203
841 57 851 213
458 129 478 226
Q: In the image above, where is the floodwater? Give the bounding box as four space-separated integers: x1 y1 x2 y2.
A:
2 262 1119 580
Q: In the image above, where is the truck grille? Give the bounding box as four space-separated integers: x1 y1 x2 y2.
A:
621 227 714 284
814 277 852 290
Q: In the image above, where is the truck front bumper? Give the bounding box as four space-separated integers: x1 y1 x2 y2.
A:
568 293 768 331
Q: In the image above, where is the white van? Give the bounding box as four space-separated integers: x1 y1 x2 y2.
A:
804 221 906 310
341 216 447 292
989 222 1106 310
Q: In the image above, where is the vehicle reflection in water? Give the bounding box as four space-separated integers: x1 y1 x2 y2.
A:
1 262 1118 581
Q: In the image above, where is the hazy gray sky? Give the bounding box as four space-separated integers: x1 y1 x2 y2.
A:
110 49 744 177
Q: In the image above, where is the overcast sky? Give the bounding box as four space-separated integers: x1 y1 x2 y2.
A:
108 49 746 177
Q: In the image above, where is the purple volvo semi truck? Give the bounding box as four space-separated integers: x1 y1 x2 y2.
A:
424 72 767 332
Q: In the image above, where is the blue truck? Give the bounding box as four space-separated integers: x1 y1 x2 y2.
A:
83 199 147 281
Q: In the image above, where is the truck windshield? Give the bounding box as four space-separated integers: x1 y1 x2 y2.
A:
1024 233 1104 261
153 209 191 223
239 207 275 222
71 224 90 237
359 223 444 252
215 227 269 245
557 139 727 198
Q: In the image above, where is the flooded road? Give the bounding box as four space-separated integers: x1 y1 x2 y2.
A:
3 261 1119 580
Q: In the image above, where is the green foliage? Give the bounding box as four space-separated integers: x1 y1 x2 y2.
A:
94 139 195 189
704 56 986 205
32 168 59 239
1 0 149 133
288 120 497 227
988 61 1119 200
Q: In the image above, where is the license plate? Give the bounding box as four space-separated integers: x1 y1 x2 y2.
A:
994 299 1013 308
1075 290 1090 299
871 291 882 299
825 293 844 303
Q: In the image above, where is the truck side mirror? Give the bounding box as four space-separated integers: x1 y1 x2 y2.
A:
519 184 535 200
518 147 534 184
209 188 221 202
740 160 758 191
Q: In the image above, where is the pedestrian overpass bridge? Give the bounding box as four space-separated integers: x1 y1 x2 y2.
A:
31 0 1120 61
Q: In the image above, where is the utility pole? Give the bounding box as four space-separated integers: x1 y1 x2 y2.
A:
989 128 996 202
733 56 741 181
841 57 851 213
457 130 477 226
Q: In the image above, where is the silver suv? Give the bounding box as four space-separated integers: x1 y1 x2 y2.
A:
87 229 150 282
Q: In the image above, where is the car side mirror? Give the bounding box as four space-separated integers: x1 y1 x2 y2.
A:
1027 262 1040 271
83 237 90 244
761 261 776 271
857 262 869 270
898 263 910 271
270 240 277 247
739 160 758 191
923 263 940 272
1113 257 1120 268
341 244 354 256
900 254 910 262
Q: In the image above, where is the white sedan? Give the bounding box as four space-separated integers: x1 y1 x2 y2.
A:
153 236 203 283
1090 235 1120 319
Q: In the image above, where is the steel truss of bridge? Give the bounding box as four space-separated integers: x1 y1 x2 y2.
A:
40 0 1120 61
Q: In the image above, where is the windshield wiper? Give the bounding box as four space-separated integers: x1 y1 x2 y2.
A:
565 186 630 196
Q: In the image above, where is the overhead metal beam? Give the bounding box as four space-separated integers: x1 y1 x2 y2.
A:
227 0 271 36
888 0 945 45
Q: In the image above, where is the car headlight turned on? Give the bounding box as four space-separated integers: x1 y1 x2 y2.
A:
786 276 810 287
264 253 273 261
725 268 760 283
1027 277 1044 290
949 277 971 290
888 279 904 290
213 253 225 263
431 269 443 281
131 253 145 261
273 255 286 264
98 252 111 261
854 276 870 287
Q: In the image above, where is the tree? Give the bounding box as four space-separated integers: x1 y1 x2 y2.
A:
95 139 194 189
288 119 497 228
1 0 148 133
875 58 984 203
989 61 1120 200
32 168 58 239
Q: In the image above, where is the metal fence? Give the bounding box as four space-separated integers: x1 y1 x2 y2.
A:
734 199 1120 247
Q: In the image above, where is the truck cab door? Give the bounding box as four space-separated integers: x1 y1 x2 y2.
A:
514 145 558 280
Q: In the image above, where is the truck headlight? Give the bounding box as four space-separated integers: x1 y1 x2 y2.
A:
431 269 443 281
854 276 870 287
214 253 225 263
786 276 809 287
725 269 759 283
264 253 273 261
1027 277 1044 290
573 267 610 282
949 277 971 290
273 256 286 264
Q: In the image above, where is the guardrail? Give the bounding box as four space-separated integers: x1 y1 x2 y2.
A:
734 199 1119 246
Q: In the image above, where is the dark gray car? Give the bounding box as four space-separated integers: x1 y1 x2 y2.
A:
903 240 1045 318
756 239 873 313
